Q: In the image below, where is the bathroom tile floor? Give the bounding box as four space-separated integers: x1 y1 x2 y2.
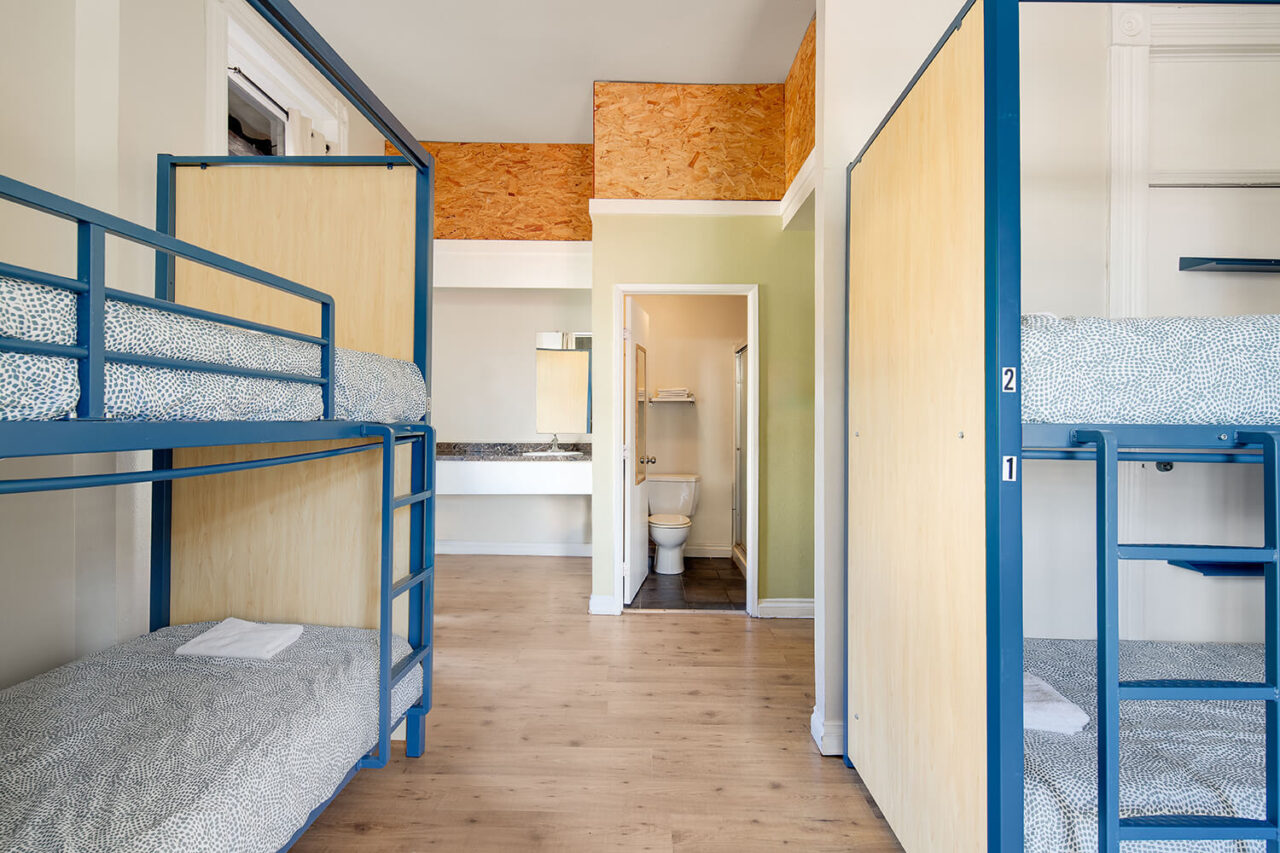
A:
628 556 746 611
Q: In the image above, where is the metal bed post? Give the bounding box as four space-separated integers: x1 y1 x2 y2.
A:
1077 429 1121 851
75 223 106 419
1243 430 1280 853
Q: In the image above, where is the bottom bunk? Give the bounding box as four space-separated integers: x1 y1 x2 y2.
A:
1025 638 1266 853
0 623 422 853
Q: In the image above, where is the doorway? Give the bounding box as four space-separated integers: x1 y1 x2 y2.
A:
611 284 760 615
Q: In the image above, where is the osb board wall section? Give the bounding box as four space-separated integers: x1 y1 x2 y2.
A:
846 3 986 852
593 82 785 201
171 164 418 630
784 18 816 188
386 140 593 240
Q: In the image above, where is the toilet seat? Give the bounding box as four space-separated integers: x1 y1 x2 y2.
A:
648 513 691 528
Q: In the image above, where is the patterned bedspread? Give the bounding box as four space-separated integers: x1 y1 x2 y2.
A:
0 623 422 853
1025 638 1266 853
1022 313 1280 425
0 276 426 422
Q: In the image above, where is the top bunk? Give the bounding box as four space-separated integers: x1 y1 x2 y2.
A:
1019 311 1280 455
0 161 430 463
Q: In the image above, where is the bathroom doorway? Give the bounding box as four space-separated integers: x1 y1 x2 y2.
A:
611 284 759 615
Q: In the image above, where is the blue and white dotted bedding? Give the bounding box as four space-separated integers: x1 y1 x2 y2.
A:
1025 638 1266 853
0 276 426 423
0 623 422 853
1022 313 1280 425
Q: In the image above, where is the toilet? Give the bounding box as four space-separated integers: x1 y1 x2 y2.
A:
647 474 701 575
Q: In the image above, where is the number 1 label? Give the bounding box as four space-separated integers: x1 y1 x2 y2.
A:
1002 455 1018 482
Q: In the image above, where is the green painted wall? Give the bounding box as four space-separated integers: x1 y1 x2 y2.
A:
590 214 815 603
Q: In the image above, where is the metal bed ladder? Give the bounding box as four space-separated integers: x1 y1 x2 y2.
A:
1077 429 1280 852
360 424 436 769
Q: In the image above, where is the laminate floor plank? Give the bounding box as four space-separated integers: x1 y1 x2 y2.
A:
293 555 900 852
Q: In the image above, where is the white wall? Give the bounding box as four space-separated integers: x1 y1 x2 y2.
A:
0 0 212 687
0 0 390 688
432 287 592 548
634 294 747 555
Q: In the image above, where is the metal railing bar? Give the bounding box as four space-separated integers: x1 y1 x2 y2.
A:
0 337 88 359
0 174 332 306
0 261 87 293
0 440 379 495
105 350 325 385
105 289 327 345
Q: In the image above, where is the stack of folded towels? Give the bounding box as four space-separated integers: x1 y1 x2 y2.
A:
652 387 693 401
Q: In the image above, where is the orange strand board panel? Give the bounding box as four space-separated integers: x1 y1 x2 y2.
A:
388 141 593 241
784 18 816 188
592 81 785 201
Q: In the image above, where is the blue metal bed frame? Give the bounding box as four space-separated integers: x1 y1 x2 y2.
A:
845 1 1280 850
0 156 435 849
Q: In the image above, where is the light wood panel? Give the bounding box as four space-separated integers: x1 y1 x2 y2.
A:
387 140 593 241
593 82 785 201
171 165 418 630
294 555 903 852
784 18 816 188
846 4 987 851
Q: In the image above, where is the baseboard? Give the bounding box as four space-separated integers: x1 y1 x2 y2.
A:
588 594 622 616
757 598 815 618
810 707 845 756
684 544 732 559
436 540 591 557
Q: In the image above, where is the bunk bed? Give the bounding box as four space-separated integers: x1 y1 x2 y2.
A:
1 2 438 850
841 1 1280 851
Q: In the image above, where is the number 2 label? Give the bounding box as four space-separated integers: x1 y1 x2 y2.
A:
1001 367 1017 393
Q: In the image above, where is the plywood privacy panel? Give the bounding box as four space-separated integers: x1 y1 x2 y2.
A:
171 164 418 630
173 165 417 358
593 82 785 201
170 441 412 629
784 18 816 189
845 4 987 851
387 141 592 241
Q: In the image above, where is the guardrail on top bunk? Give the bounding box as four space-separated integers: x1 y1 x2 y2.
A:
0 172 338 419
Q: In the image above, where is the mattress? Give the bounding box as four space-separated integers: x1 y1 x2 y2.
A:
1025 637 1266 853
0 623 422 853
1021 313 1280 425
0 276 426 423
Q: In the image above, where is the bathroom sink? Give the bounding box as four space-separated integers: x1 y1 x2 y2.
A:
522 450 583 457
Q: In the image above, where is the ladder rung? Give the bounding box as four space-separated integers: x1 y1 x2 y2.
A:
393 489 434 509
1118 544 1277 563
1119 815 1278 842
391 644 431 686
1119 679 1278 701
391 566 433 599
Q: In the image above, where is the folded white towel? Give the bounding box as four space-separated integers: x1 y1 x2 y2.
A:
1024 672 1090 734
175 617 304 660
655 388 689 397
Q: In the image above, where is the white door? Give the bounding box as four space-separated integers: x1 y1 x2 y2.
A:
622 298 651 605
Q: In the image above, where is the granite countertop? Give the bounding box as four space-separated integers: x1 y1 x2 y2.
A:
436 442 592 461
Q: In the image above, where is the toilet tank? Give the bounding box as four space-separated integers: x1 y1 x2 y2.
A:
648 474 700 517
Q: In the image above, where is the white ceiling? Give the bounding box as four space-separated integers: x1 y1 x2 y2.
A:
291 0 816 144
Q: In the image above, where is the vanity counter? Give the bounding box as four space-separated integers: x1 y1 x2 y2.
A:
436 442 592 461
435 443 592 495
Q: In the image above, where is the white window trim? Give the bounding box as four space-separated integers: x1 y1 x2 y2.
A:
204 0 350 155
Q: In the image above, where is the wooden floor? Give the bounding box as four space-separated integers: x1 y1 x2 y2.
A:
295 555 901 852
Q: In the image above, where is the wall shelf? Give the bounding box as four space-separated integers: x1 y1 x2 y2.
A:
1179 257 1280 273
650 395 695 404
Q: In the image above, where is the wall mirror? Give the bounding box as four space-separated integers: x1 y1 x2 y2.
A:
533 332 591 454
